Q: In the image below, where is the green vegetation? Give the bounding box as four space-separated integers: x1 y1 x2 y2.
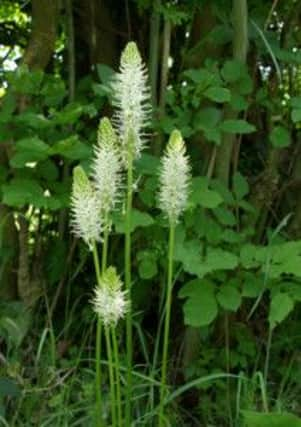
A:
1 1 301 426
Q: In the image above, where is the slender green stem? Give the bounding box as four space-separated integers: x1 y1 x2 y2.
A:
105 326 117 427
225 312 233 427
125 153 133 427
112 328 123 427
95 319 103 426
159 223 175 427
93 238 117 426
92 243 104 426
102 222 109 272
264 327 273 388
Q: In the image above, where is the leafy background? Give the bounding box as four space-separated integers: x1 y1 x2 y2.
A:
0 0 301 426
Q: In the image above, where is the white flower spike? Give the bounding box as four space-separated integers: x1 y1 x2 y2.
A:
112 41 151 165
92 117 123 219
92 267 129 326
71 166 102 249
159 130 191 224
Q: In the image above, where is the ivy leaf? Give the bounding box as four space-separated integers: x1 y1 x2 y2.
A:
179 279 218 327
270 126 291 148
204 86 231 103
269 293 294 329
217 285 241 311
220 119 256 134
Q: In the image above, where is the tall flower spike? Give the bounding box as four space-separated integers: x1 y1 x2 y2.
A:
70 166 102 249
92 267 129 326
92 117 122 219
159 130 191 224
112 41 151 165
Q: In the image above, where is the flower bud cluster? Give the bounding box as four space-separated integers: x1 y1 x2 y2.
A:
92 267 129 326
159 130 191 224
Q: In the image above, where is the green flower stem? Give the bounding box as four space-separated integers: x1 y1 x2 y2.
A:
93 239 117 427
95 319 103 427
93 242 103 426
112 328 123 427
105 326 117 427
159 222 175 427
125 152 133 427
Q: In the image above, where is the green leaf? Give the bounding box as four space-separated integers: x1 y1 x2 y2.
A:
242 411 301 427
233 172 249 199
0 378 20 398
291 109 301 123
220 119 256 134
179 279 218 327
221 60 243 83
96 64 115 84
213 206 236 226
53 103 83 125
204 86 231 103
2 179 45 207
14 112 50 129
190 177 223 208
217 285 241 311
269 293 294 329
136 154 160 176
242 274 263 298
193 108 222 144
270 126 291 148
138 252 158 279
113 209 154 233
51 136 92 160
10 137 50 168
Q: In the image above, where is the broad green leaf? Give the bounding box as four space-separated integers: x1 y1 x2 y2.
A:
184 69 216 88
136 154 160 176
193 108 222 144
204 86 231 103
174 238 202 276
190 177 223 209
113 209 154 233
217 285 241 311
221 60 243 83
213 206 236 226
230 93 248 111
220 119 256 134
179 279 218 327
291 109 301 123
14 112 50 129
36 159 59 181
233 172 249 199
138 252 158 280
51 136 92 160
2 178 45 207
269 293 294 329
242 411 301 427
96 64 115 84
10 137 50 168
53 103 83 125
270 126 291 148
242 274 263 298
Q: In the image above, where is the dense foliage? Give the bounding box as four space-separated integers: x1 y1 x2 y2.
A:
0 0 301 426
